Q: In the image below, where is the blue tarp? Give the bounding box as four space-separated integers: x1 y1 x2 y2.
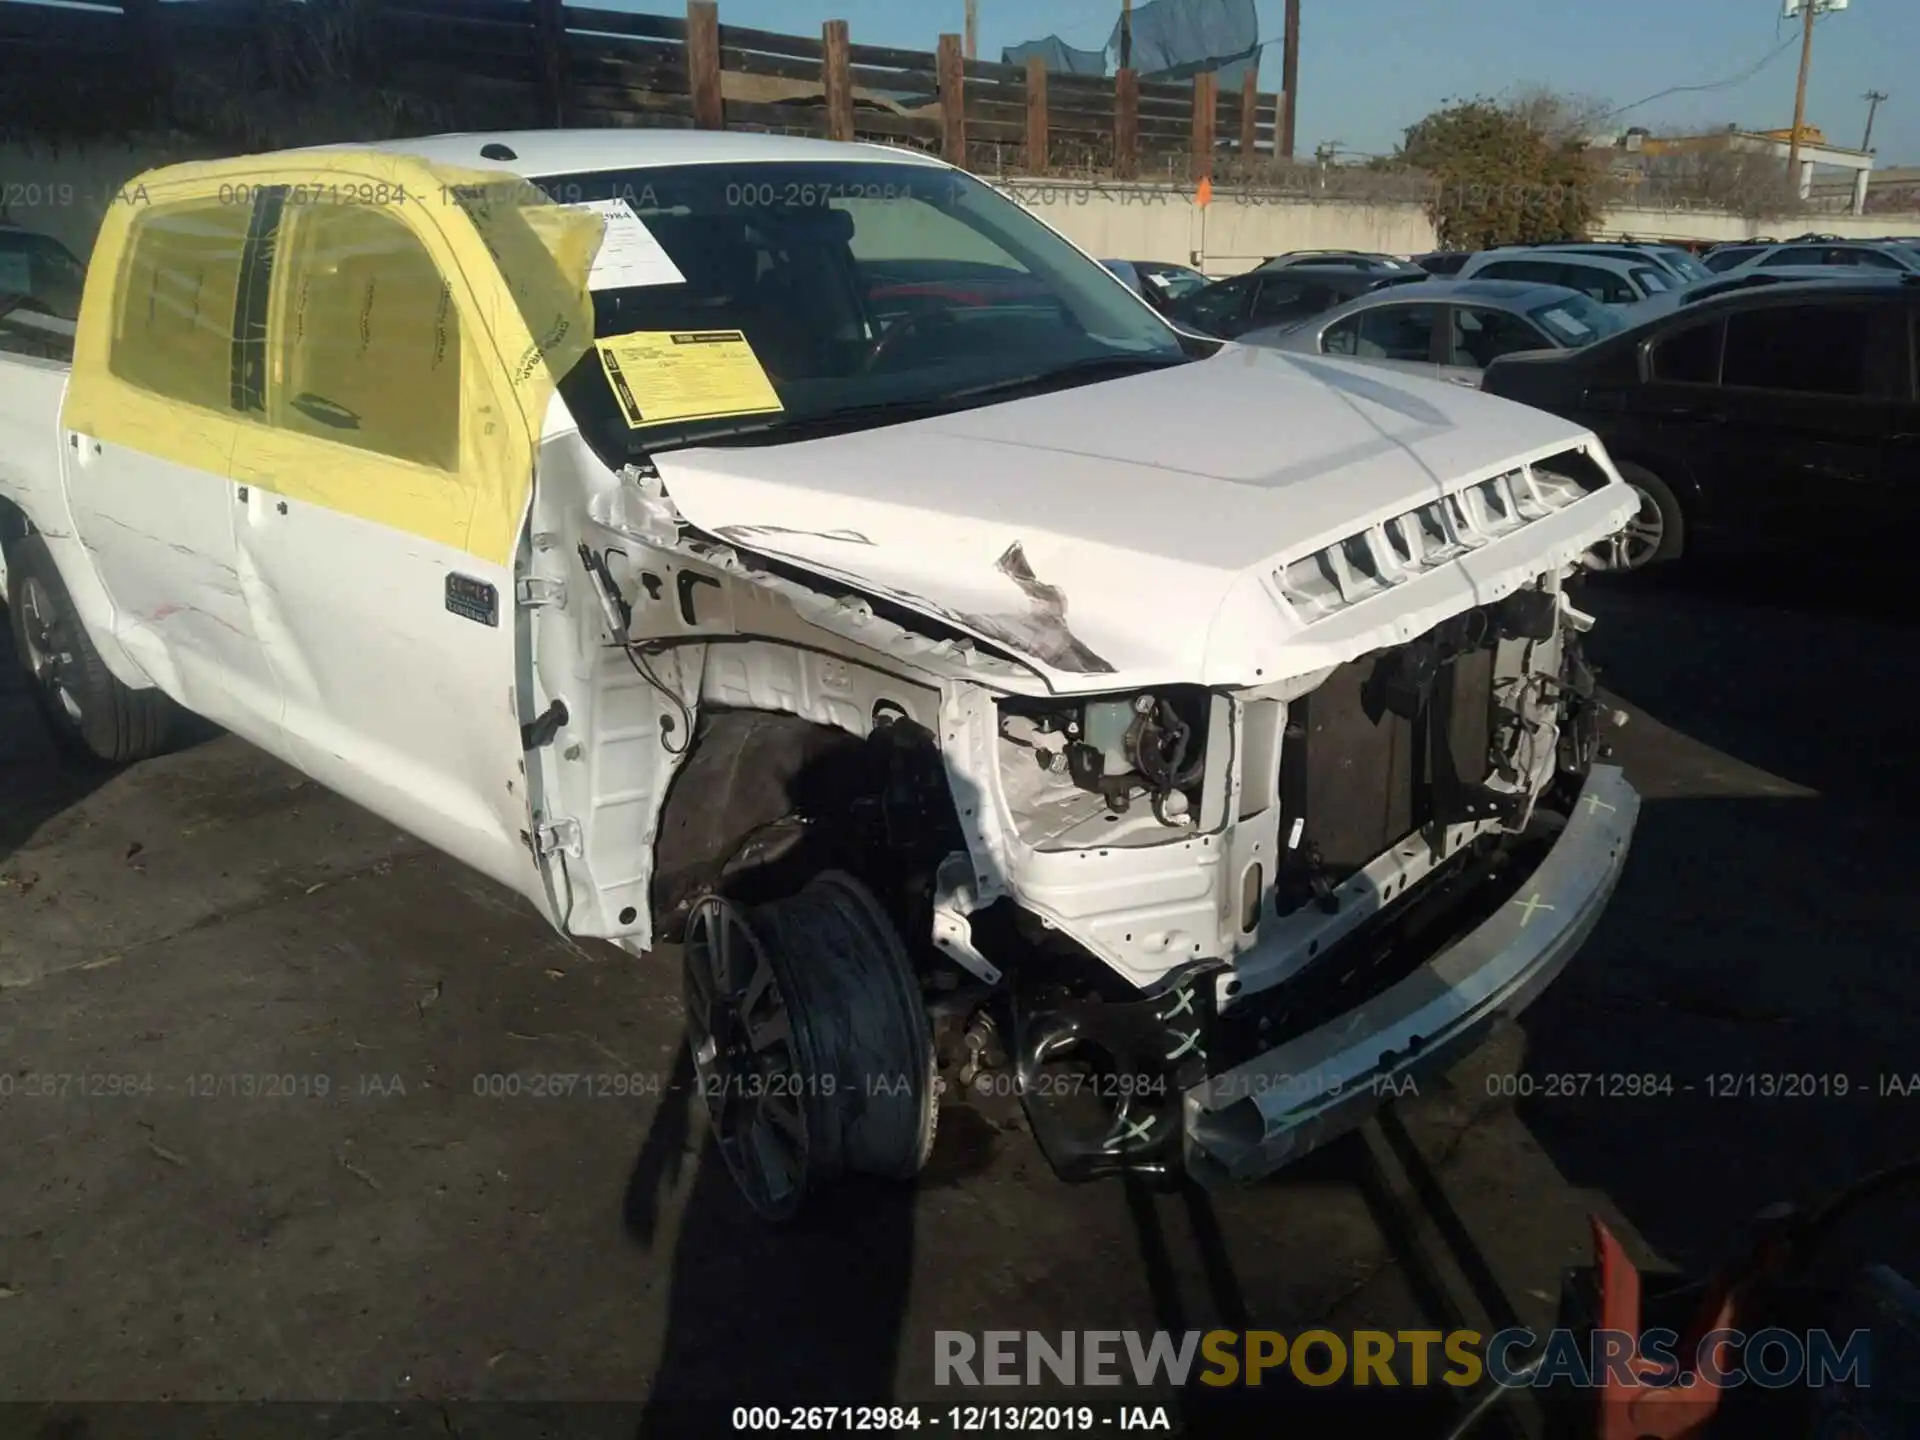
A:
1108 0 1261 83
1000 35 1109 76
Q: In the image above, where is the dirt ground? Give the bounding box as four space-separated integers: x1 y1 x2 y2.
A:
2 562 1916 1439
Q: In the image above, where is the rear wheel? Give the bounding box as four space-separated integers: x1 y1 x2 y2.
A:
1589 463 1684 573
6 532 175 764
682 871 937 1223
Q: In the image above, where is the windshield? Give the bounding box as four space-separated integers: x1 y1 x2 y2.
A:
512 161 1195 459
1655 248 1712 281
1528 292 1625 348
1148 267 1210 300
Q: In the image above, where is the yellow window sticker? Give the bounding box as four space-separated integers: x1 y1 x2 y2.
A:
593 329 784 428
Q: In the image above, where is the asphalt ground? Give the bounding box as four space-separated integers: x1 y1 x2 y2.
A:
2 559 1916 1439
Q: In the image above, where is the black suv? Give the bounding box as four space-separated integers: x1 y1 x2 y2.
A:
1480 275 1920 571
1165 264 1428 340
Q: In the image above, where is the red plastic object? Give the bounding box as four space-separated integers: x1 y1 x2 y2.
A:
1593 1216 1738 1440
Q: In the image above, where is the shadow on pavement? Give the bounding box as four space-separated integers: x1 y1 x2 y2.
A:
1515 561 1920 1281
0 613 111 866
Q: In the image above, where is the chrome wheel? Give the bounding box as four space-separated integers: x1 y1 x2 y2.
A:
684 894 811 1222
1590 484 1666 573
18 574 83 724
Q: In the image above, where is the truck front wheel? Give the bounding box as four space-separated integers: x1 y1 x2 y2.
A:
6 533 174 764
682 871 938 1222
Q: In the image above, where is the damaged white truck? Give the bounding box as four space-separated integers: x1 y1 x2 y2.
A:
0 132 1640 1220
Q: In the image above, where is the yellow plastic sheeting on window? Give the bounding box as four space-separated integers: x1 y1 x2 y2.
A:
64 150 604 567
108 200 255 415
594 330 784 428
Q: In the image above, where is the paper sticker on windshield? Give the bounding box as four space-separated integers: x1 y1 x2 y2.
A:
569 198 686 291
1539 308 1591 340
594 330 784 428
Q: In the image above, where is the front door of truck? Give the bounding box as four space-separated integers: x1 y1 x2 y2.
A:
222 179 548 909
59 180 284 740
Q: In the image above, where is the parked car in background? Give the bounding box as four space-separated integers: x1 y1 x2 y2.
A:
1458 248 1677 306
0 224 86 321
1240 279 1627 386
1163 263 1427 340
1528 242 1714 284
1480 274 1919 572
1715 240 1920 275
1412 250 1473 276
1100 258 1211 313
1625 265 1855 319
1255 249 1422 275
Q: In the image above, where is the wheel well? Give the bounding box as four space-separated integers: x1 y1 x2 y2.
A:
648 706 967 949
0 495 28 565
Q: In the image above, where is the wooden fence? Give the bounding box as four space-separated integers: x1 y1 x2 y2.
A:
0 0 1287 178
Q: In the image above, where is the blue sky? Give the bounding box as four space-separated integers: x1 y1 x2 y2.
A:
699 0 1918 164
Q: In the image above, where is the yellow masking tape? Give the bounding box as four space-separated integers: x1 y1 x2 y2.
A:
594 330 784 428
63 150 603 567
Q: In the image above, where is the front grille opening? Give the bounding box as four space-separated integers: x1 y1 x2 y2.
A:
1533 448 1611 495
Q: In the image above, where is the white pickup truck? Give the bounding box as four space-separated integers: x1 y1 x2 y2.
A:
0 131 1641 1221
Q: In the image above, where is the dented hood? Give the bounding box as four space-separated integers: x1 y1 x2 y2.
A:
649 344 1635 693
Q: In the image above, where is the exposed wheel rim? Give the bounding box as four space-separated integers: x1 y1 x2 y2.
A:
18 575 83 724
683 895 810 1223
1589 484 1666 572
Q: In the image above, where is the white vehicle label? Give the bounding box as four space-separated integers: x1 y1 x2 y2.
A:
570 198 686 292
1538 308 1592 340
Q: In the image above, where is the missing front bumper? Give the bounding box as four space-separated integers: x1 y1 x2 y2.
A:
1183 763 1640 1184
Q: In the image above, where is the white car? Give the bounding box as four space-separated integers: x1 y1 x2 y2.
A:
1457 248 1678 306
0 130 1641 1219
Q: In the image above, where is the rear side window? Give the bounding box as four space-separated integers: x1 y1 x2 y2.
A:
1558 264 1635 304
1478 260 1558 286
1324 304 1438 362
1704 246 1761 272
1648 318 1723 384
108 199 254 413
1177 275 1252 329
270 201 462 470
1452 306 1548 366
1249 278 1306 322
1722 303 1871 397
1763 246 1827 267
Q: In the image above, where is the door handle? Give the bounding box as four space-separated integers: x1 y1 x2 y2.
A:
236 484 249 503
1580 389 1627 412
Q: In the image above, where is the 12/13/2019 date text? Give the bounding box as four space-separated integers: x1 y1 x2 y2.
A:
730 1404 1167 1431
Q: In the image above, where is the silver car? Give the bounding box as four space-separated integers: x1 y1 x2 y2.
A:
1238 278 1629 386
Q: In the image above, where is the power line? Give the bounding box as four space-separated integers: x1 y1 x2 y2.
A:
1598 29 1810 122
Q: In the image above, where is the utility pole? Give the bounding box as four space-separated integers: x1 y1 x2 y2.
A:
1861 89 1888 151
1118 0 1131 71
964 0 977 60
1785 0 1818 199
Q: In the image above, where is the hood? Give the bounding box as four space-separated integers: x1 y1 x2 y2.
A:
649 344 1635 693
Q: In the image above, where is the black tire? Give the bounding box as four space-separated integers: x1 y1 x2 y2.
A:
6 532 175 764
1595 462 1686 573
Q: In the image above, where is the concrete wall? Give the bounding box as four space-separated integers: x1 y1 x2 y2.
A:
5 137 1915 277
997 177 1919 273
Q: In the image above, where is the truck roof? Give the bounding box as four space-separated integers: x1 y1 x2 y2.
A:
292 129 949 178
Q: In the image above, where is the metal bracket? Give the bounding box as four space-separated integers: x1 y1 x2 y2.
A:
516 577 567 610
532 818 583 859
930 853 1003 985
